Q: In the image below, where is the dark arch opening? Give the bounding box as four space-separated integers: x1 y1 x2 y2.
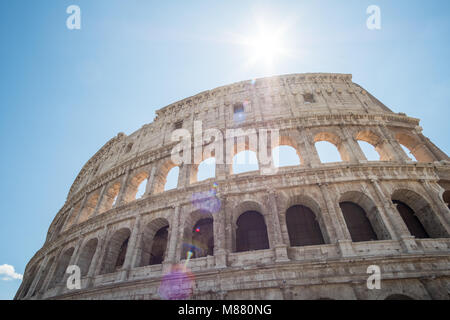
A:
393 200 430 239
236 211 269 252
78 238 98 276
443 190 450 210
100 228 131 274
340 202 378 242
33 257 54 295
149 226 169 265
115 237 129 270
385 294 414 300
50 247 75 288
189 218 214 258
286 205 325 247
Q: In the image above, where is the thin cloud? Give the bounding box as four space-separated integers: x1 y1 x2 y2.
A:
0 264 23 281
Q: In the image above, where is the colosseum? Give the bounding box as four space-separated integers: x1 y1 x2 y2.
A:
15 73 450 300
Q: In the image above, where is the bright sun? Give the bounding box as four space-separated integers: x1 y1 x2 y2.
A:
237 21 291 69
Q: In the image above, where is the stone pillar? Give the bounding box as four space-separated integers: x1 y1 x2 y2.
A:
318 183 355 257
25 256 52 299
87 226 109 287
266 190 289 262
214 195 227 268
417 132 449 161
299 127 321 167
57 239 83 295
72 193 88 225
217 135 231 180
340 126 366 162
144 166 157 196
163 206 181 273
38 247 64 297
373 179 421 253
116 168 131 206
378 125 410 162
93 184 107 216
23 258 48 299
119 216 141 281
420 180 450 234
177 164 192 188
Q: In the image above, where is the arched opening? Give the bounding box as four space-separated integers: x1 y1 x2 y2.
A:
395 132 434 162
392 189 448 238
188 218 214 258
340 202 378 242
164 166 179 191
49 247 75 288
100 228 131 274
20 264 38 298
232 150 259 174
400 144 418 162
138 218 170 267
355 130 389 161
181 211 214 260
393 200 429 239
149 226 169 265
78 191 100 223
314 132 347 163
64 201 82 230
33 257 54 295
78 238 98 276
196 157 216 182
315 141 342 163
124 171 149 202
99 182 121 213
236 211 269 252
272 146 301 167
357 140 380 161
443 190 450 210
385 294 414 300
286 205 325 247
136 179 147 199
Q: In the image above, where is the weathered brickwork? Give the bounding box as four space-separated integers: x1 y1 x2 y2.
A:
16 73 450 300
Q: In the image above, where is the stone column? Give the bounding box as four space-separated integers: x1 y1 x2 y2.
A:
340 126 366 162
378 125 410 162
420 180 450 234
163 206 181 273
299 127 321 167
216 135 231 180
38 247 64 297
72 193 88 225
266 190 289 262
373 179 421 253
318 183 355 257
119 216 141 281
57 239 83 295
93 184 107 216
25 256 52 299
177 164 192 188
214 195 227 268
116 168 131 206
87 226 109 287
144 166 157 196
23 257 48 299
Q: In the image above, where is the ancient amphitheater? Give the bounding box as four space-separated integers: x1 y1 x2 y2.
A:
16 73 450 300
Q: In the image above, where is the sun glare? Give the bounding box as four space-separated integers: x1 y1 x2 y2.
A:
237 21 291 70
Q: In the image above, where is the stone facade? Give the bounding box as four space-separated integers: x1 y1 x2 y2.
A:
15 73 450 300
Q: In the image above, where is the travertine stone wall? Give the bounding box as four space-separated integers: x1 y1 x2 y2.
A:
16 73 450 300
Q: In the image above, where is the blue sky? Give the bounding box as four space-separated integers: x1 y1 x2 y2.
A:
0 0 449 299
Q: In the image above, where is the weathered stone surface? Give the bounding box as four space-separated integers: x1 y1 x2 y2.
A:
16 73 450 300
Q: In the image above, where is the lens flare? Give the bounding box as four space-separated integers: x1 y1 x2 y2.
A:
191 184 221 213
158 265 195 300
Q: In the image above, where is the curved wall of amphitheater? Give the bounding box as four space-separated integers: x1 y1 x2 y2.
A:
16 73 450 300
